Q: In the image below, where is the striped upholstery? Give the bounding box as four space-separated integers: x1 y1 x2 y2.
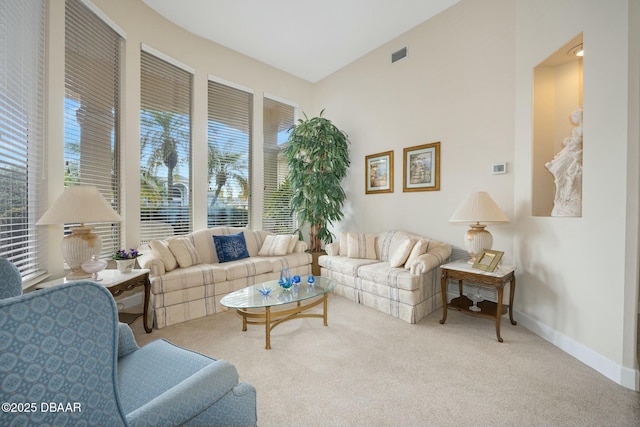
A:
319 230 451 324
138 227 312 329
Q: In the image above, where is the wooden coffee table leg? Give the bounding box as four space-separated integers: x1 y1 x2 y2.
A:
265 306 271 350
323 293 329 326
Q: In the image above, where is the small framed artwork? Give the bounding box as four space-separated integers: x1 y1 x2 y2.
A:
403 141 440 192
472 249 504 272
365 150 394 194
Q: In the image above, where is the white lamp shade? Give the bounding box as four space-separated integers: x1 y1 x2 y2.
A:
449 191 509 224
37 185 122 225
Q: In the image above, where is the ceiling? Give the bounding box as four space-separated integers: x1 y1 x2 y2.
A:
142 0 461 83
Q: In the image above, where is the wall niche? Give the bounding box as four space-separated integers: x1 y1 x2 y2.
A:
532 33 583 217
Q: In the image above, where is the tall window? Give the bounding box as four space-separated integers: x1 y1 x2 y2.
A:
140 49 192 241
0 0 45 278
65 0 123 257
263 97 295 233
207 80 252 228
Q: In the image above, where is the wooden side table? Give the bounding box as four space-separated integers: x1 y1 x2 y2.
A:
35 269 152 333
439 260 516 342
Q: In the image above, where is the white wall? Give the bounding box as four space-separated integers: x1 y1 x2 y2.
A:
514 0 639 389
313 1 516 262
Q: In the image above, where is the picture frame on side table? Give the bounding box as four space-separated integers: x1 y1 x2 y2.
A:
403 141 440 192
472 249 504 272
365 150 394 194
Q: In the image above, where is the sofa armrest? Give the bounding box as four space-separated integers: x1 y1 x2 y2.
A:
118 322 140 358
325 242 340 256
125 360 243 427
137 246 166 277
411 243 452 275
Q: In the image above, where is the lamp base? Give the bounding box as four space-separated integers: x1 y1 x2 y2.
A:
464 223 493 262
61 225 102 280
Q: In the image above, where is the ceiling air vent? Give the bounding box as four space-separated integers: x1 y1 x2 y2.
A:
391 47 408 64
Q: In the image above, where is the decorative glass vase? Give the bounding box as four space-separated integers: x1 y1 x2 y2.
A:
81 255 107 280
116 259 135 273
278 267 293 290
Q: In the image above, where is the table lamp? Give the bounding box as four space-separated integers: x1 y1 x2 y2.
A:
449 191 509 262
37 185 123 279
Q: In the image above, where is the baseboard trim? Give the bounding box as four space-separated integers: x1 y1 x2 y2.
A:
515 309 640 391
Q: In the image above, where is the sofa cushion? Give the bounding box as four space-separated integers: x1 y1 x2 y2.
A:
222 257 273 280
317 255 380 277
405 239 429 270
169 237 201 268
347 232 377 260
389 238 415 267
150 264 227 294
258 234 293 256
263 252 313 272
150 239 178 272
358 262 421 291
213 232 250 263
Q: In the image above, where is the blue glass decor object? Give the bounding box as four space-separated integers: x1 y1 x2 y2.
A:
279 267 294 289
293 275 301 284
257 285 272 296
307 275 315 285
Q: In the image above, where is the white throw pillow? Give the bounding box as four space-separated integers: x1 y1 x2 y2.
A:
339 232 349 256
404 239 429 270
258 234 292 256
286 234 298 253
168 237 201 268
149 239 178 272
347 232 377 260
389 238 416 268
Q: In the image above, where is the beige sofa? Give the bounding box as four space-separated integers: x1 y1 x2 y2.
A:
318 230 451 324
138 226 312 329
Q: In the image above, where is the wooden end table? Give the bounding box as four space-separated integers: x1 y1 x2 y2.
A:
439 260 516 342
35 269 152 333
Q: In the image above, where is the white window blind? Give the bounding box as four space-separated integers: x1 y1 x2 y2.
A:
65 0 123 258
207 80 251 228
262 97 295 234
0 0 45 278
140 50 192 241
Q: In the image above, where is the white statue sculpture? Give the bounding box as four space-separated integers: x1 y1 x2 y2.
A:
545 107 583 217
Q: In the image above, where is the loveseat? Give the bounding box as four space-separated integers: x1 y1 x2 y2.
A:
138 226 312 329
0 280 257 427
318 230 452 323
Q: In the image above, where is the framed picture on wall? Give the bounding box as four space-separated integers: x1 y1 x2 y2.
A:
403 141 440 192
365 151 394 194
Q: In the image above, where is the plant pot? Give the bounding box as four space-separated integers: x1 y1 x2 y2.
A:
310 250 326 277
116 259 135 273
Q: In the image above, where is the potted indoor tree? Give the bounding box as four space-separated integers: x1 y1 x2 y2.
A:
284 110 350 274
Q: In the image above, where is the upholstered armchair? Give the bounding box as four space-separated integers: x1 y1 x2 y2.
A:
0 257 22 299
0 280 257 427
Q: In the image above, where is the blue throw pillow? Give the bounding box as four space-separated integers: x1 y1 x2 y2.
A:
213 232 250 263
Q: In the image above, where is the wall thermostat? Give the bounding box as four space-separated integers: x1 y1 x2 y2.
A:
492 163 507 174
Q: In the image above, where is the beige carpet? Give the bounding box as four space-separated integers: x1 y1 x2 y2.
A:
129 295 640 427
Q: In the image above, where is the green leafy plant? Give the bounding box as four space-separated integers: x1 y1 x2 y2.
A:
284 110 350 252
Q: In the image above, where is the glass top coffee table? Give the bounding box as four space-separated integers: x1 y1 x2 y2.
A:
220 276 336 349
